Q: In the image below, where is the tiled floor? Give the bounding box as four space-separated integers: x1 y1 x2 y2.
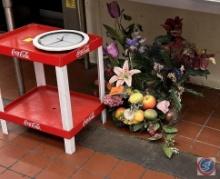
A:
0 126 177 179
175 87 220 162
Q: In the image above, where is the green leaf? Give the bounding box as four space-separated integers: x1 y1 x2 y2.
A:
162 145 173 159
129 122 144 132
148 133 163 141
154 123 161 130
103 24 124 46
123 14 132 21
170 89 182 112
160 50 172 68
163 125 178 134
184 88 204 97
154 35 172 46
125 24 135 36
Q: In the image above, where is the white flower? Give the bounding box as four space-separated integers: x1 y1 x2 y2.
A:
167 72 177 82
180 65 185 74
209 57 216 64
109 60 141 87
156 100 170 114
154 62 164 72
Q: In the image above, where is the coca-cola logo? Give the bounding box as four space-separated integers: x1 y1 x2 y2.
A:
24 120 41 130
76 45 90 58
11 49 30 59
83 112 95 127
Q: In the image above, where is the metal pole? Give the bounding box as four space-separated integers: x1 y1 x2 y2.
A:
2 0 25 95
77 0 90 69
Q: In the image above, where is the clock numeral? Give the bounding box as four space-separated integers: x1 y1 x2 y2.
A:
76 45 90 58
11 49 30 59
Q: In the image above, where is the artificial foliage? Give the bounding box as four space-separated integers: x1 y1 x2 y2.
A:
103 1 216 158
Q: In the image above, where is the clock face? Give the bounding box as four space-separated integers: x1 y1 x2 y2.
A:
33 30 90 52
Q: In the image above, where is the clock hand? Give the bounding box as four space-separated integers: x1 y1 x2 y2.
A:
40 36 64 46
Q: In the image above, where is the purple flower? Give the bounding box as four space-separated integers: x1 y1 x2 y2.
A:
107 1 121 18
126 38 139 47
103 95 123 107
105 42 119 59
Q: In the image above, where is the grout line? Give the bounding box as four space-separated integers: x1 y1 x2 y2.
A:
192 110 215 144
181 119 220 132
68 149 97 178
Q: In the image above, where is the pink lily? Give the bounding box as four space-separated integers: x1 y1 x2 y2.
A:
109 60 141 87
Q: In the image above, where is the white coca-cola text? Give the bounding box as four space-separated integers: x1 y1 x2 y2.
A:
76 45 90 58
11 49 30 59
83 112 95 127
24 120 41 130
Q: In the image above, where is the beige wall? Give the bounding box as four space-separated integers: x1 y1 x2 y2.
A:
86 0 220 89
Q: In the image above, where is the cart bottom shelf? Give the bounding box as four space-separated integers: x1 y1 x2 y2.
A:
0 86 104 139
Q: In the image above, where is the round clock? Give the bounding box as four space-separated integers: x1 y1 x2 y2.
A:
33 30 90 52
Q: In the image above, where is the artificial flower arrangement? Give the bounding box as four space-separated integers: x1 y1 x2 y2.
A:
103 1 216 158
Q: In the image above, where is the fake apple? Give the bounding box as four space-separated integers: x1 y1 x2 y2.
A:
142 95 157 109
133 110 144 122
144 109 158 120
129 92 143 104
115 107 125 119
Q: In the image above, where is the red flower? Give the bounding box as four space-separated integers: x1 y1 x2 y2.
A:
162 16 183 37
193 50 215 70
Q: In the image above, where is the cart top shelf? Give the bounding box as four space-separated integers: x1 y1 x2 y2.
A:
0 24 102 66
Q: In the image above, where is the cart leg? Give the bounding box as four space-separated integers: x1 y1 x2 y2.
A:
64 137 76 154
0 89 8 134
97 46 107 124
34 62 46 86
56 66 75 154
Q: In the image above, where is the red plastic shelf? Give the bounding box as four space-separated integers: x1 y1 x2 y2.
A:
0 86 104 139
0 24 102 66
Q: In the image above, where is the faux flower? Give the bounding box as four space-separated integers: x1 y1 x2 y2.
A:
107 1 121 18
154 62 164 72
167 72 177 82
103 94 123 107
193 50 216 70
109 86 124 96
104 42 119 59
126 38 139 50
109 60 141 87
156 100 170 114
162 16 183 37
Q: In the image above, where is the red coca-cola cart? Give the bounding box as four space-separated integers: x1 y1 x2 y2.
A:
0 24 106 154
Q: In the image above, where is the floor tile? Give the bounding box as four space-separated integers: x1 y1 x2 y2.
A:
191 141 219 157
82 152 119 177
197 127 220 147
0 143 30 167
35 170 68 179
0 170 26 179
10 133 41 149
0 166 5 174
182 108 210 125
0 139 6 149
108 160 145 179
142 170 175 179
10 151 52 177
175 136 193 153
207 111 220 130
71 169 103 179
176 121 201 139
36 147 93 179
